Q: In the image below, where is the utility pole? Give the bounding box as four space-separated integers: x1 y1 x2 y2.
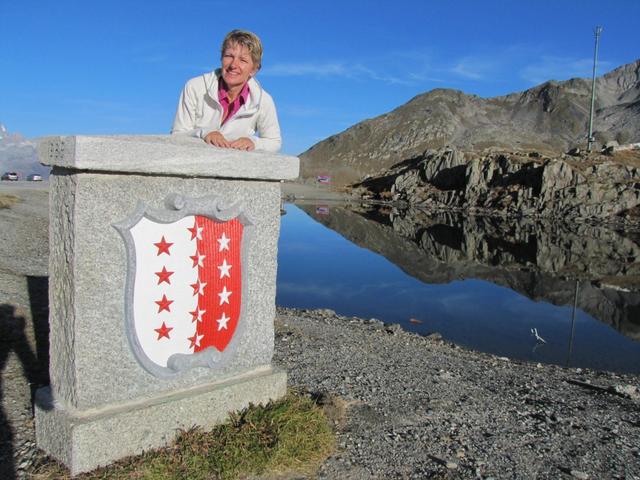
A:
565 280 579 368
587 26 603 153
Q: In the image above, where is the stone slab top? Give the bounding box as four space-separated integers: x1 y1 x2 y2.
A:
38 135 300 181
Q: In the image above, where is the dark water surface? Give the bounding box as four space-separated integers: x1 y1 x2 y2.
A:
276 203 640 374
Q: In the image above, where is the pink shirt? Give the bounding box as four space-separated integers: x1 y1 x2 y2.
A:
218 80 250 126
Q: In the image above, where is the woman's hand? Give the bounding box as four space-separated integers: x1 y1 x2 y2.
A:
229 137 255 151
204 131 231 148
204 133 254 151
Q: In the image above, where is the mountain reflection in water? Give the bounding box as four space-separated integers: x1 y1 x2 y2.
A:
276 203 640 374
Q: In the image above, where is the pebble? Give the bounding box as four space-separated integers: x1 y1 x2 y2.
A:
571 470 589 479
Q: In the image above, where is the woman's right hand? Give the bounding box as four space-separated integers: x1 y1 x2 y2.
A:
204 131 231 148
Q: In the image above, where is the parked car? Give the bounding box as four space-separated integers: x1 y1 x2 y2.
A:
1 172 18 181
27 174 43 181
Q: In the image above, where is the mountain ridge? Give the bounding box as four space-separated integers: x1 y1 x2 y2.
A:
300 59 640 185
0 123 48 179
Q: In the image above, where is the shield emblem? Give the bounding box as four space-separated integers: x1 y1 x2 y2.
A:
114 195 251 377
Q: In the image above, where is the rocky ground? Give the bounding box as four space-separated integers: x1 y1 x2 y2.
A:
1 183 639 479
275 308 640 479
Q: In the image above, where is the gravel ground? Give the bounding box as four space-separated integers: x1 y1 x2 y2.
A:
1 184 639 479
274 308 640 480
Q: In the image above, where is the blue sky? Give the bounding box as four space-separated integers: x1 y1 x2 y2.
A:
1 0 638 155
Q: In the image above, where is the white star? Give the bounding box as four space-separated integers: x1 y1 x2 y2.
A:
217 313 230 331
188 221 204 241
191 252 206 268
191 307 206 323
191 281 207 296
192 333 205 347
218 286 232 305
218 259 232 279
217 232 230 252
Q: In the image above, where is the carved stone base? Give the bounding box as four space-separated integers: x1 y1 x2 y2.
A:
35 367 286 476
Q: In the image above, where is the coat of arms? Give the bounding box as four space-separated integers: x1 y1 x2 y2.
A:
115 194 251 377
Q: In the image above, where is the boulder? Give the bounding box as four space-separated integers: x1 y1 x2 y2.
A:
567 147 581 156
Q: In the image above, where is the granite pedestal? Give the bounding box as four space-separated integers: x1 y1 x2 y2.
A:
34 135 299 475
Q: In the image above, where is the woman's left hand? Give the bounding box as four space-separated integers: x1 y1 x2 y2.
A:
229 137 255 151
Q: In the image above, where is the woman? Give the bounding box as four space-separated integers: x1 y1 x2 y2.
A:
171 30 281 152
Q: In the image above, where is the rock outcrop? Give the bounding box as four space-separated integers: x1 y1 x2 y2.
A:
300 59 640 186
352 147 640 223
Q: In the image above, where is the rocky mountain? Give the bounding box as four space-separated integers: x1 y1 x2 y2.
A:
300 59 640 185
0 123 48 179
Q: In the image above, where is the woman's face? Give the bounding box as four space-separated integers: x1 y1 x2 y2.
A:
221 42 258 89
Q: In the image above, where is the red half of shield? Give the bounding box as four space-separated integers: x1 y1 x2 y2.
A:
192 216 243 352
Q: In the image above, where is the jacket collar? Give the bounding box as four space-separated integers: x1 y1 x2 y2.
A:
206 69 262 115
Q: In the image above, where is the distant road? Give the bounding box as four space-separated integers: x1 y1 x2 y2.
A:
282 182 347 201
0 180 49 192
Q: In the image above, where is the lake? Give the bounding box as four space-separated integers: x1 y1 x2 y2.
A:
276 202 640 374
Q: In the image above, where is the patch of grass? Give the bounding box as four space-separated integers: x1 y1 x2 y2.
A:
565 149 640 172
611 149 640 167
0 193 20 209
32 391 336 480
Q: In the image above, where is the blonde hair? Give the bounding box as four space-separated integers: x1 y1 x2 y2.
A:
221 30 263 70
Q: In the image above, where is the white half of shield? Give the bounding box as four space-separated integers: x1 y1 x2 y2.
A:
130 215 199 368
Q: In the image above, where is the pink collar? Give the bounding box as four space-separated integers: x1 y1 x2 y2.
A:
218 80 250 125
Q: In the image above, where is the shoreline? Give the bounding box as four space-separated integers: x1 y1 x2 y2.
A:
282 180 640 232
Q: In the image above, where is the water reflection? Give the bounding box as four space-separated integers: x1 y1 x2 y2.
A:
276 203 640 373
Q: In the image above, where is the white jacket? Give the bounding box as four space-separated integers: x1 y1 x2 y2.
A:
171 70 281 152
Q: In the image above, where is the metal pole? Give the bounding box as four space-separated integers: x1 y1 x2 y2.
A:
566 280 579 368
587 26 603 153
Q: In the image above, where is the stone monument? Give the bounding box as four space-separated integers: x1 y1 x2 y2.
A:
34 135 299 475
